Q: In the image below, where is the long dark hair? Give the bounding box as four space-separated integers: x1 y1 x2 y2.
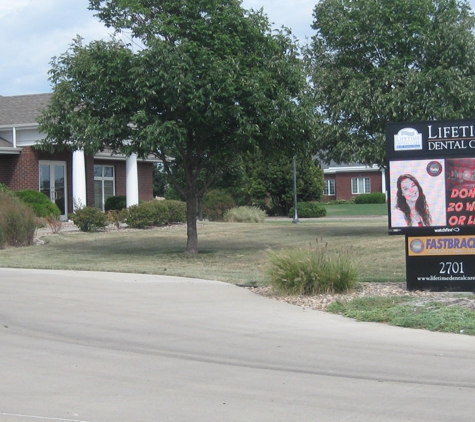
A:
396 174 431 226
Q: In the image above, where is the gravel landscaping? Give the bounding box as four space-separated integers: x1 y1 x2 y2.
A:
247 282 475 311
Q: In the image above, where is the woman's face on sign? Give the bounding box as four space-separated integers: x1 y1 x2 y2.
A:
400 178 419 203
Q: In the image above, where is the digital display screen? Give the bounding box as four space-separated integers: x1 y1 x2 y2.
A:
388 158 475 234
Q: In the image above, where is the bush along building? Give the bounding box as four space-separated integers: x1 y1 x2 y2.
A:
0 93 158 219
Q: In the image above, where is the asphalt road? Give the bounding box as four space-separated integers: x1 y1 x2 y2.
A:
1 268 474 422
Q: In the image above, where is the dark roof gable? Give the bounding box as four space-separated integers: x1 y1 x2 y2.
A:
0 93 52 126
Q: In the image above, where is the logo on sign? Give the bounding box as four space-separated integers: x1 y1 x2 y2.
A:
426 161 443 177
409 239 425 254
394 128 423 151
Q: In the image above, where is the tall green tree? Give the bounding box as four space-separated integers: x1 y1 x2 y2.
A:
307 0 475 165
247 153 324 215
153 163 167 198
38 0 312 253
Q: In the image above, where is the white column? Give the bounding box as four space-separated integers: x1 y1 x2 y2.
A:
381 167 387 199
72 149 87 210
126 154 139 207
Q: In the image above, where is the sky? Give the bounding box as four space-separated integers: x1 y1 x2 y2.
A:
1 0 474 97
1 0 315 96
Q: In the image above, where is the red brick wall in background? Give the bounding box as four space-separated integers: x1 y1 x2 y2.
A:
322 171 382 201
2 150 155 208
138 162 154 201
0 147 40 191
85 155 95 208
0 155 17 187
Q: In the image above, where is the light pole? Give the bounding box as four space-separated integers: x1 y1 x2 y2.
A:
292 156 299 224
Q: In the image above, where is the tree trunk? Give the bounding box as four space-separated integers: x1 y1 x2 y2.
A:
185 189 199 254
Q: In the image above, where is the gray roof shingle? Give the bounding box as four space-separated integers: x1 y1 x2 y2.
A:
0 93 52 126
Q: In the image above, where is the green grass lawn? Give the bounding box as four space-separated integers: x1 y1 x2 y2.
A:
323 203 388 217
0 218 404 284
327 296 475 335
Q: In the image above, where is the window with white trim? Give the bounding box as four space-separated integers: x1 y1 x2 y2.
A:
351 177 370 194
323 179 335 196
94 165 115 211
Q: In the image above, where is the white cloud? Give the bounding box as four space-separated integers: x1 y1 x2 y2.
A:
0 0 112 95
0 0 30 19
243 0 315 41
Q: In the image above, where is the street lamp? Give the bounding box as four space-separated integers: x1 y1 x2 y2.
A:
292 156 299 224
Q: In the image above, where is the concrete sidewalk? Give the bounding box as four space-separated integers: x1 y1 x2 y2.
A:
1 268 474 421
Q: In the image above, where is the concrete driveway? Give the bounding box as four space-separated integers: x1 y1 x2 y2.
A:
1 268 474 422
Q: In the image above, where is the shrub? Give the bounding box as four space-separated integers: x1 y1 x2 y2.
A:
0 192 37 247
324 199 350 205
14 189 61 218
354 192 386 204
35 217 48 228
105 195 126 211
148 200 170 226
0 225 4 249
354 193 371 204
372 192 387 203
107 210 126 229
288 202 326 218
265 247 358 295
122 201 168 228
121 200 186 228
0 183 11 193
224 206 267 223
123 203 153 228
202 189 235 221
70 206 107 232
162 199 186 223
44 214 63 234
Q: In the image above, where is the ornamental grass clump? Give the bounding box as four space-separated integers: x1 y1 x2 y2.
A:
265 246 358 295
0 192 36 247
224 206 267 223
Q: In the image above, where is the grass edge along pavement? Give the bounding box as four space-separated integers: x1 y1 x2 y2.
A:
2 214 475 336
250 282 475 336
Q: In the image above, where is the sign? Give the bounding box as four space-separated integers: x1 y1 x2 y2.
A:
406 236 475 291
408 235 475 256
387 119 475 291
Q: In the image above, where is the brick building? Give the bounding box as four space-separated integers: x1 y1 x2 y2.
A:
319 161 386 202
0 93 157 219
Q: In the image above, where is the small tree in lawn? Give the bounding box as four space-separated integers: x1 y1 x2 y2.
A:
38 0 312 253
